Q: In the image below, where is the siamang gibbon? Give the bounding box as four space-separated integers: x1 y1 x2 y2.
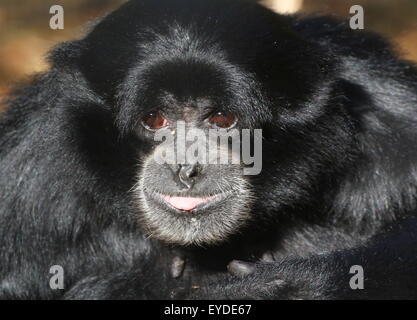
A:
1 0 417 300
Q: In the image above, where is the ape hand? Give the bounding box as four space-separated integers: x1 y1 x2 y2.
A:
188 259 336 300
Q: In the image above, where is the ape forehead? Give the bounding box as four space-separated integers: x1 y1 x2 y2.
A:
129 51 255 108
135 47 232 104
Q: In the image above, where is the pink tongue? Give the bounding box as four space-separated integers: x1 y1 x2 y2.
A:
162 196 214 211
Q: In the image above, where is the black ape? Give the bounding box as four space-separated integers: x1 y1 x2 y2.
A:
1 0 417 299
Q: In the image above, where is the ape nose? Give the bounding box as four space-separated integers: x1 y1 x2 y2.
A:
178 164 199 190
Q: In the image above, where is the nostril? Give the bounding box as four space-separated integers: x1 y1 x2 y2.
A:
185 164 198 178
178 164 199 189
189 170 197 178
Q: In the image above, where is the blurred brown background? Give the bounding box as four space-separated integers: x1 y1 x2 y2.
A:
0 0 416 107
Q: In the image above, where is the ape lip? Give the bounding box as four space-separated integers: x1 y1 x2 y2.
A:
146 191 227 213
160 194 219 211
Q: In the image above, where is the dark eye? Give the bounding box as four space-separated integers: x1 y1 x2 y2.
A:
141 111 169 130
208 112 237 129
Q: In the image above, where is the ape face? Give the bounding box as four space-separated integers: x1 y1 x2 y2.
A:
131 59 260 246
65 0 350 246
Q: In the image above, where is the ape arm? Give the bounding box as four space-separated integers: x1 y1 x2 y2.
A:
63 269 173 300
62 249 189 300
187 217 417 300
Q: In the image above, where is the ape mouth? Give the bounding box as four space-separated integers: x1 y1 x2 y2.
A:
145 192 227 214
160 194 220 211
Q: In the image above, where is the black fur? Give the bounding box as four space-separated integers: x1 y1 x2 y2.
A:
1 0 417 299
